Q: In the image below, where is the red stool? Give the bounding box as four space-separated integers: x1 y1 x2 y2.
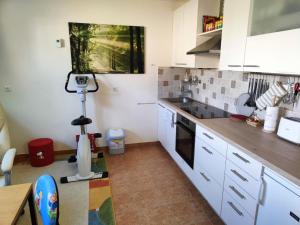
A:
28 138 54 167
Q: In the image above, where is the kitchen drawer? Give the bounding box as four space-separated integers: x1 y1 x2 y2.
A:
195 137 226 185
224 175 258 217
226 161 261 199
221 191 255 225
194 164 223 215
227 144 262 180
196 125 227 157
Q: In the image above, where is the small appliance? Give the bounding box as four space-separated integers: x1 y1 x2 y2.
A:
277 117 300 144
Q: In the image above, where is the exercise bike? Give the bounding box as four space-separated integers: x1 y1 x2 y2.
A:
60 71 108 184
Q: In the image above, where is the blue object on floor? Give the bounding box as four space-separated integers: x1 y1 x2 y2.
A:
34 174 59 225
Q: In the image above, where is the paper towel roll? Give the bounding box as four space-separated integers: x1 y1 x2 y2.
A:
263 106 279 133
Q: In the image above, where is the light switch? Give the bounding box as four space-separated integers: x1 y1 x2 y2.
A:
56 39 65 48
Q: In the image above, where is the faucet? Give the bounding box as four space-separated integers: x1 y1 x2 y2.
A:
180 80 193 99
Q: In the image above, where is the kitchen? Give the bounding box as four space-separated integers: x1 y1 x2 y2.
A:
1 0 300 224
158 0 300 225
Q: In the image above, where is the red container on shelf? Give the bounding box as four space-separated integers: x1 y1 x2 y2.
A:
28 138 54 167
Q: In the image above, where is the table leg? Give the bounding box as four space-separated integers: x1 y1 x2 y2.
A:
28 191 38 225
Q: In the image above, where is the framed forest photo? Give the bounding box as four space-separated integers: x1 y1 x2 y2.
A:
69 22 145 74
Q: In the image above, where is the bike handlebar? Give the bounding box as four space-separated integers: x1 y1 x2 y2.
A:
65 71 99 93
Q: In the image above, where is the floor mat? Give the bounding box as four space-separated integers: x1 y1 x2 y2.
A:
89 153 116 225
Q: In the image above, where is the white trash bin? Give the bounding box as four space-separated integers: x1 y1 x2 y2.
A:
106 129 125 155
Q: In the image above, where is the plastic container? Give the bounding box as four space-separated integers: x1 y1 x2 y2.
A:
106 129 125 155
28 138 54 167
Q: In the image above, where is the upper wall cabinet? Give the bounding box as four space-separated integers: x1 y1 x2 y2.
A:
171 0 220 68
244 0 300 75
220 0 300 75
172 0 198 67
219 0 251 71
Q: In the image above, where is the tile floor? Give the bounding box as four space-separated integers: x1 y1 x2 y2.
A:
14 143 224 225
107 143 224 225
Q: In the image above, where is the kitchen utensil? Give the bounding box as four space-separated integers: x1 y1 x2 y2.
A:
256 82 288 110
245 76 257 107
293 82 300 103
235 93 256 116
283 78 293 104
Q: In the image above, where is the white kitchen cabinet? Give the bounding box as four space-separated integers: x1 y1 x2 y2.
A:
244 29 300 74
195 136 226 186
219 0 251 71
171 0 198 67
158 104 167 149
196 125 227 156
194 163 223 215
221 191 255 225
244 0 300 75
157 103 176 157
165 108 176 157
257 169 300 225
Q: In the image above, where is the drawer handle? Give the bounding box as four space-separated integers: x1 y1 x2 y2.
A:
231 169 248 182
290 211 300 222
175 63 187 65
203 132 214 140
243 65 260 68
232 152 250 164
228 201 244 217
202 146 213 155
158 104 165 108
200 172 210 182
228 65 241 67
229 185 246 200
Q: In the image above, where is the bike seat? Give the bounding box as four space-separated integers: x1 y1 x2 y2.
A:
71 116 92 126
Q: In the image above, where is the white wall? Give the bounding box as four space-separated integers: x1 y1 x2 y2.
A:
0 0 174 154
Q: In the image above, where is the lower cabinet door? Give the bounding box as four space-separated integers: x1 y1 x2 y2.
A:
221 191 255 225
194 164 223 215
256 173 300 225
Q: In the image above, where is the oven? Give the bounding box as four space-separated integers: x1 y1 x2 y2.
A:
175 114 195 169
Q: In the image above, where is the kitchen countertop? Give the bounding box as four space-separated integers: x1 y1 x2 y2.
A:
159 99 300 187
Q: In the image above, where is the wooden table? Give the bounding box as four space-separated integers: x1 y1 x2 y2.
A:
0 183 37 225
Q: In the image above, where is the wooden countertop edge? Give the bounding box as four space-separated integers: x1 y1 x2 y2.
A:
158 99 300 188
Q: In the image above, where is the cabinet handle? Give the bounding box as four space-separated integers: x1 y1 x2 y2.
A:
158 104 165 108
231 169 248 182
203 132 214 140
200 172 210 182
232 152 250 163
202 146 213 155
228 65 242 67
243 65 260 68
171 113 175 128
290 212 300 222
175 63 187 66
227 201 244 217
259 176 266 205
229 185 246 200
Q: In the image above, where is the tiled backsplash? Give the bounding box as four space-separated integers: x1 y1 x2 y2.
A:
158 67 300 117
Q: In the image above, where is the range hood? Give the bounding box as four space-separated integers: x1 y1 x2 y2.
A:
187 35 221 55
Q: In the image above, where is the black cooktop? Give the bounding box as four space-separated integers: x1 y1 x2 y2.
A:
165 98 230 119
